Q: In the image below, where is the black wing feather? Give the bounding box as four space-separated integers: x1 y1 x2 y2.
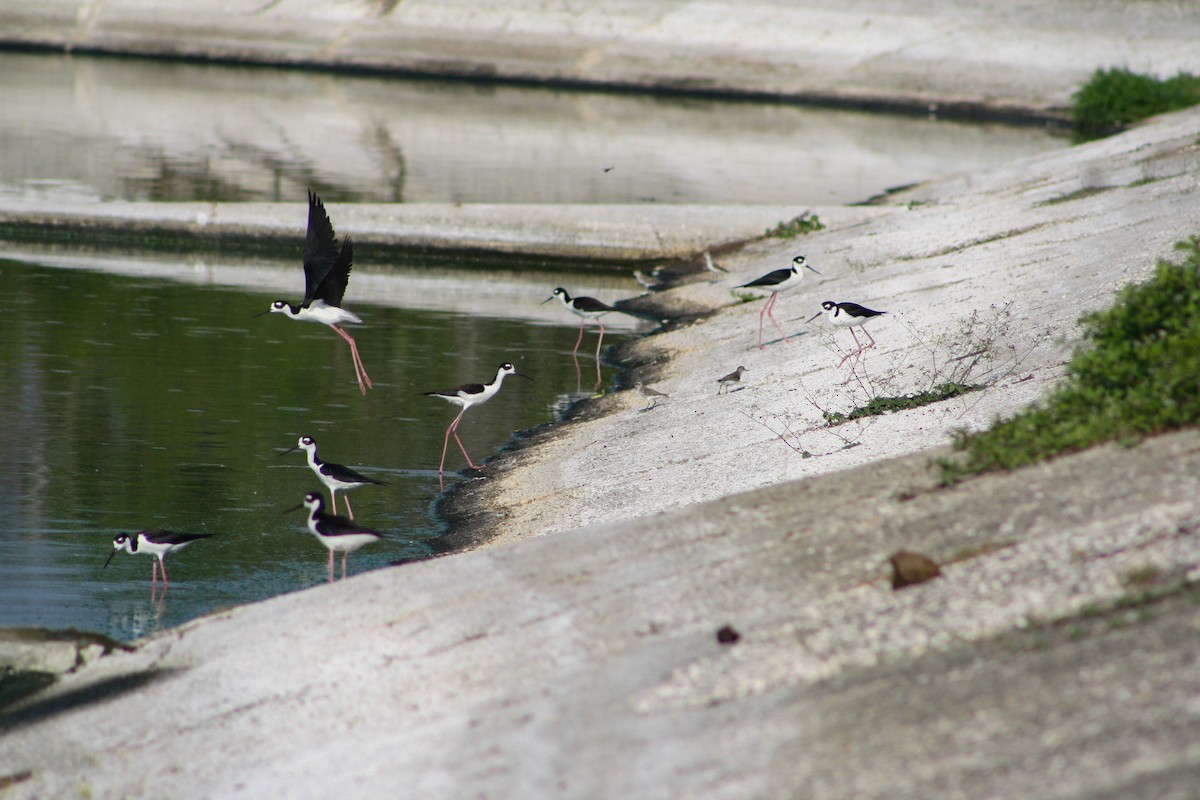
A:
573 295 616 313
837 302 886 319
316 512 387 539
424 382 486 397
321 460 387 486
141 530 215 546
319 238 353 308
738 267 792 289
302 191 340 306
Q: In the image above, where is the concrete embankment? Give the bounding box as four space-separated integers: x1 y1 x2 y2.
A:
0 201 825 265
3 3 1200 798
3 0 1198 120
3 105 1198 798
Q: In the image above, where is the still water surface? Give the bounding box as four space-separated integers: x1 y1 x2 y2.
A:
0 51 1067 206
0 257 640 640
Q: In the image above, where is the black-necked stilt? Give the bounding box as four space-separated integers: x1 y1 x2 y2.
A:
736 255 821 349
634 381 669 410
423 362 531 488
103 530 214 589
286 492 385 582
257 191 373 395
806 300 887 369
281 435 385 520
542 287 621 365
717 366 747 394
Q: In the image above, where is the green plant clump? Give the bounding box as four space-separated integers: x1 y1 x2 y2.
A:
1073 67 1200 142
941 237 1200 483
823 382 982 426
764 213 824 239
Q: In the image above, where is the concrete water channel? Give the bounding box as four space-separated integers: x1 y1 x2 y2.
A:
7 5 1197 792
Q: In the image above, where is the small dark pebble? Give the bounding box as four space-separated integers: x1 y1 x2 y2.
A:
716 624 741 645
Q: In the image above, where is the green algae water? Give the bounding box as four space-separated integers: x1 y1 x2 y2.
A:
0 257 641 640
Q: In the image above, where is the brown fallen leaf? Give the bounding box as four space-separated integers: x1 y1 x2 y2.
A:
889 551 941 590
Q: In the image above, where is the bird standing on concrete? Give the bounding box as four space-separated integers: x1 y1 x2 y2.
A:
634 381 669 410
736 255 820 349
716 366 747 394
807 300 887 370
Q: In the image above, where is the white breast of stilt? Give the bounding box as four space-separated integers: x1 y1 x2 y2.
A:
829 306 858 327
298 299 362 326
136 534 175 562
463 374 504 408
316 528 381 554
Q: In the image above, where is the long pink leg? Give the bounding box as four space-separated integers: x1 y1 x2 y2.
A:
862 327 878 350
765 293 790 345
756 296 769 349
593 320 606 388
332 325 373 395
438 408 469 489
594 321 607 362
439 409 466 472
452 420 481 469
342 328 373 390
342 493 355 520
151 561 160 588
328 549 335 583
342 552 349 580
328 491 339 517
756 294 786 349
572 320 585 356
838 329 866 369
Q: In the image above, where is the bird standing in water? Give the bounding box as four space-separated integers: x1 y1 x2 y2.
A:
281 435 385 519
103 530 214 592
286 492 385 582
259 191 373 395
543 287 619 361
423 362 532 489
544 286 628 389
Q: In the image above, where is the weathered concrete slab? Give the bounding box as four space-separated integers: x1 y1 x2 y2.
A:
451 106 1200 548
3 106 1200 800
3 428 1198 798
0 629 128 675
3 0 1199 116
0 200 864 262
